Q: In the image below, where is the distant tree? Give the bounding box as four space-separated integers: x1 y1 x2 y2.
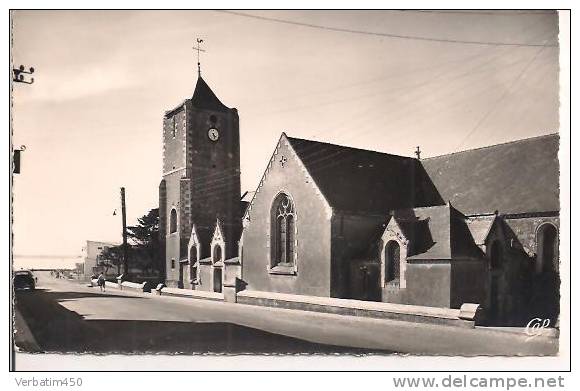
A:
127 208 159 246
126 208 162 275
98 246 123 275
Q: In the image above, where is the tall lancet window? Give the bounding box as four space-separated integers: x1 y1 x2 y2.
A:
272 193 295 267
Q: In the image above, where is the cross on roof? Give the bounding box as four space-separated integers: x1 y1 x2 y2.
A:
193 38 206 76
279 156 288 167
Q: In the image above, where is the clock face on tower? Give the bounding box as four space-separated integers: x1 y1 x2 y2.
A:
208 128 220 142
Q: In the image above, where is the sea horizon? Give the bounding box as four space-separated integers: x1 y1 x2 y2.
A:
13 255 83 270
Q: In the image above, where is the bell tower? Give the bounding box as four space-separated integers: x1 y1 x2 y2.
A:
159 67 241 288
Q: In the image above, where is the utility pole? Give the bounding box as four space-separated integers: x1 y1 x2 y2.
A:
121 187 128 279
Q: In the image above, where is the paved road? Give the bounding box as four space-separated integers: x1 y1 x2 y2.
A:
15 272 558 355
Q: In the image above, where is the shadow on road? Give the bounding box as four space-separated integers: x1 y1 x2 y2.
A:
19 288 144 301
15 289 382 355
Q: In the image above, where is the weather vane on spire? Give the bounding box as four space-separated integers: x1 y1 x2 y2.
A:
193 38 205 76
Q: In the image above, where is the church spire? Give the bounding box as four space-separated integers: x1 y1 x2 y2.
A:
191 76 230 112
189 39 231 112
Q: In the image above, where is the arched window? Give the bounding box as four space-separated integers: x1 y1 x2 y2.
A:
271 193 295 267
169 209 177 234
213 245 222 263
537 224 558 274
171 259 175 269
385 240 400 283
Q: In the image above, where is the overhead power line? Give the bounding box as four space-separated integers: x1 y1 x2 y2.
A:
397 10 556 16
218 10 558 47
455 44 549 149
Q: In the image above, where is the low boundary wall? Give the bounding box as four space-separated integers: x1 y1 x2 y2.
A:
86 279 476 327
237 290 477 328
157 287 224 301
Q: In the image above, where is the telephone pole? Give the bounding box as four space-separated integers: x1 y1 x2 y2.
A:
121 187 129 279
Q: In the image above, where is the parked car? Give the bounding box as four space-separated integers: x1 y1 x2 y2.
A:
14 270 36 291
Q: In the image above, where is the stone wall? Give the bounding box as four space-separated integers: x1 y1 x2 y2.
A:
164 171 184 286
503 214 560 325
394 262 452 308
196 262 213 292
187 105 241 259
504 215 559 258
179 177 192 262
162 108 186 173
158 179 167 276
450 259 487 309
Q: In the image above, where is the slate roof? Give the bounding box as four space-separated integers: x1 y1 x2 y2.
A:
402 205 452 260
391 204 481 261
421 134 559 215
287 136 441 214
191 76 230 112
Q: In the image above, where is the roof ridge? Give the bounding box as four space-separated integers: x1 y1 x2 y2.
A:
422 133 559 161
286 135 414 160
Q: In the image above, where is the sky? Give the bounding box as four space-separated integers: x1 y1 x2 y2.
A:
11 10 560 258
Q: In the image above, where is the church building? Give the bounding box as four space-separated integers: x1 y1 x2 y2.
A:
240 133 559 325
160 72 559 326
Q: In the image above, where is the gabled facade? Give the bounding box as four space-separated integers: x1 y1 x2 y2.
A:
241 134 333 296
374 205 487 308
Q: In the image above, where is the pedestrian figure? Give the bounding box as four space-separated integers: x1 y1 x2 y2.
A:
97 272 106 292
